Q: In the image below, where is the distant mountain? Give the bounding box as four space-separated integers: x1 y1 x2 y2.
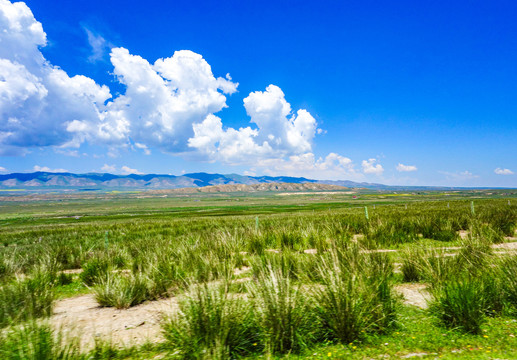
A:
148 182 350 194
0 171 320 190
0 171 482 191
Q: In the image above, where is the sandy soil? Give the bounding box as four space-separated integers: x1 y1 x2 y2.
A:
394 283 431 309
51 294 178 350
51 235 517 351
49 280 429 352
494 239 517 250
303 249 318 254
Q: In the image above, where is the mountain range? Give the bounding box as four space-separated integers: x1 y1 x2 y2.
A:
0 171 481 191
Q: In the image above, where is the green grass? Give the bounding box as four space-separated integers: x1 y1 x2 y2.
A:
163 281 259 359
0 272 54 328
0 191 517 358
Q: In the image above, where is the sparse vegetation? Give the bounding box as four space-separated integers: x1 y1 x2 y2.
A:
1 190 517 358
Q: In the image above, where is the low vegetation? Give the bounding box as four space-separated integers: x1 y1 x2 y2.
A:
0 190 517 358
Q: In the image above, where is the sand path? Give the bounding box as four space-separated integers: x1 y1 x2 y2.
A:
51 294 178 350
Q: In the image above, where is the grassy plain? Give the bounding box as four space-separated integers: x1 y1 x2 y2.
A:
1 187 517 359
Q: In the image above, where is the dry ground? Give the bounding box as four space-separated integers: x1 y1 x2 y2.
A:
51 235 517 350
52 295 177 350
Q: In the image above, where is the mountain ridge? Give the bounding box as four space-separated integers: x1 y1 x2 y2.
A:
0 171 497 191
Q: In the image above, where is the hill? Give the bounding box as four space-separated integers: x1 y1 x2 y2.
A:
0 171 492 191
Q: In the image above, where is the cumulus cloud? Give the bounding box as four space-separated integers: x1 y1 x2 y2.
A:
362 158 384 175
0 166 7 172
0 0 355 178
33 165 68 172
252 152 360 180
101 164 116 172
0 0 238 155
188 85 318 164
494 168 513 175
0 0 111 155
396 163 417 172
244 85 316 154
120 165 143 175
91 48 239 151
63 47 240 153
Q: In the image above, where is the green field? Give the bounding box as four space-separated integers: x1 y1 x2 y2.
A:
1 189 517 359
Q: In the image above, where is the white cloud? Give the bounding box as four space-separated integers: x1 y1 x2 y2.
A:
439 170 479 182
243 85 317 154
93 47 238 151
458 170 478 179
0 0 349 179
188 114 272 164
188 85 318 164
0 0 238 155
0 0 111 154
396 163 417 172
253 152 360 180
84 27 111 63
0 166 7 172
33 165 68 172
0 0 46 72
134 142 151 155
101 164 116 173
494 168 513 175
55 149 80 157
362 158 384 175
120 165 143 175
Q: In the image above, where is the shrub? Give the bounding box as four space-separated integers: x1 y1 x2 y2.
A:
315 248 397 343
470 223 505 244
400 248 423 282
499 256 517 311
456 235 493 276
482 207 517 236
414 248 459 288
94 273 151 309
367 223 418 247
0 272 54 328
0 322 79 360
0 258 9 280
80 257 110 286
163 282 258 359
56 272 74 286
250 265 319 355
421 218 459 242
429 276 486 334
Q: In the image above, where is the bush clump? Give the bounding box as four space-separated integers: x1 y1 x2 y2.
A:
163 282 259 359
0 272 54 328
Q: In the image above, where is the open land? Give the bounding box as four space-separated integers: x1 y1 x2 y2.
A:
1 186 517 359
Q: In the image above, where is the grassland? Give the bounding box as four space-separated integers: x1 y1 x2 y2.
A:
1 188 517 359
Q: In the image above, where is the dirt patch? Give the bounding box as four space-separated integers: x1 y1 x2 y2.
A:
494 241 517 250
458 230 469 239
233 266 251 276
265 249 280 253
62 268 83 275
400 352 433 358
394 283 431 309
362 249 398 254
352 234 364 242
51 294 178 351
393 263 402 274
304 249 318 254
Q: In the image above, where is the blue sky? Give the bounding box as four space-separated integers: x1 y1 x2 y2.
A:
0 0 516 186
